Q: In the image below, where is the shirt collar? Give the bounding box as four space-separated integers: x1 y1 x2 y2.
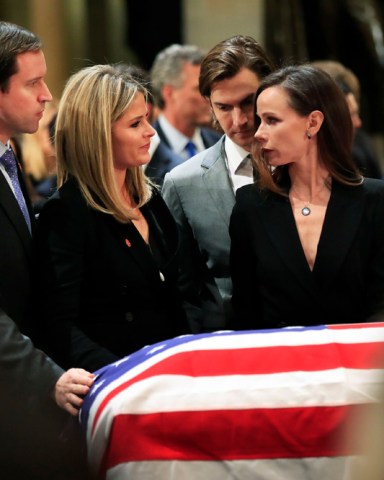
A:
158 115 204 155
0 140 10 157
224 135 250 176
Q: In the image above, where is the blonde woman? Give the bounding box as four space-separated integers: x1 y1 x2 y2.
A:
34 65 189 371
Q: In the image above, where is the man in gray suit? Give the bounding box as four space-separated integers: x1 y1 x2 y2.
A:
162 35 274 333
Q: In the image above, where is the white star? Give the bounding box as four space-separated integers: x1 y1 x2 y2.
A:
112 356 131 367
90 379 105 396
146 344 166 355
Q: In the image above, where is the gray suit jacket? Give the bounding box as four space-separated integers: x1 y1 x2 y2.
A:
147 121 222 187
162 136 235 332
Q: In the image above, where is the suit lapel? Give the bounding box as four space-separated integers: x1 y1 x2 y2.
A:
111 194 175 284
115 218 160 284
314 181 363 287
154 121 171 149
140 194 178 270
258 181 364 305
17 163 35 233
201 138 235 226
257 190 319 298
147 142 183 179
0 171 31 255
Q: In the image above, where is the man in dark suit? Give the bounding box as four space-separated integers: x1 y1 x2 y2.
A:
146 137 188 187
0 21 93 479
146 44 221 186
162 36 274 333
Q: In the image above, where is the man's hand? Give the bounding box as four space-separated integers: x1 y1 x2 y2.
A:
54 368 95 416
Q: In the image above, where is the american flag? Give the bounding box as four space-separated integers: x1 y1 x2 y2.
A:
80 323 384 479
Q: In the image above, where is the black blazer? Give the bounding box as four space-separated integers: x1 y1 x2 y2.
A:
229 178 384 329
0 165 34 328
0 163 61 386
34 178 189 372
146 120 222 186
0 167 85 477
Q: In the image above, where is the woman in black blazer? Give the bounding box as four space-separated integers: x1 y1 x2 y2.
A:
34 65 189 372
230 65 384 329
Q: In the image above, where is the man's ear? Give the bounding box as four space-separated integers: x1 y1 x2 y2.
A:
162 84 174 103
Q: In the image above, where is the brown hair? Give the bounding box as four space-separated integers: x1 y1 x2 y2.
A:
199 35 275 98
0 21 42 92
253 64 362 194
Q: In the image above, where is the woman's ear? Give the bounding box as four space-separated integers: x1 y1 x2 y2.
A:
307 110 324 138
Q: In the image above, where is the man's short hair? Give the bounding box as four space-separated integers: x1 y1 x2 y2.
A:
199 35 274 98
0 21 42 92
150 44 205 108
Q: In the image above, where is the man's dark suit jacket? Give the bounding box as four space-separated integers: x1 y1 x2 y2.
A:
145 120 222 186
0 163 34 327
230 178 384 329
34 178 189 372
0 166 85 479
0 305 86 479
145 141 185 187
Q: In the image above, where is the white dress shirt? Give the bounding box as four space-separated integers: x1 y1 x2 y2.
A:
158 115 205 160
224 136 254 192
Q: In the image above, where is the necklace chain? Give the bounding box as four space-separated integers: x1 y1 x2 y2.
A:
289 182 330 217
290 188 312 216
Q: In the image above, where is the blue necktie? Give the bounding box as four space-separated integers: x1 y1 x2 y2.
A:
1 148 31 233
185 140 196 158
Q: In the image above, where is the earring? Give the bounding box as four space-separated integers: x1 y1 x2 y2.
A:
306 131 312 140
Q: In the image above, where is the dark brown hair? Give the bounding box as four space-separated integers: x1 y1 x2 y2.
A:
0 22 43 92
253 64 361 193
199 35 275 98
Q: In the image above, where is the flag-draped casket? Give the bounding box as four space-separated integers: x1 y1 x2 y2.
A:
80 323 384 479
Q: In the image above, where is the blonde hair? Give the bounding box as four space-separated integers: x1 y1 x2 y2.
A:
56 64 153 223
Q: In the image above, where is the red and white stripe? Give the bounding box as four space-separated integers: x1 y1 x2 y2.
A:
82 323 384 479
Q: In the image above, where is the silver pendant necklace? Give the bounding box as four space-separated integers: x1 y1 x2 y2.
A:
290 189 312 217
301 206 311 216
290 177 332 217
